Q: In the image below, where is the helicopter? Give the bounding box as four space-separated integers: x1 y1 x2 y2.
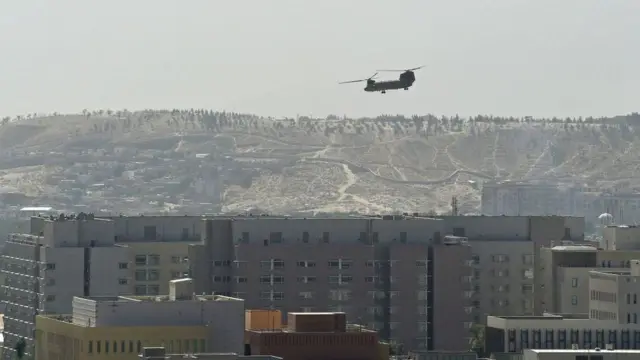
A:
339 66 424 94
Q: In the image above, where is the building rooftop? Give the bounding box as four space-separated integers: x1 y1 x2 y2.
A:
551 245 597 252
84 294 240 303
529 349 640 354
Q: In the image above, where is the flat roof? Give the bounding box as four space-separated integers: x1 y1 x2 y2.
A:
20 206 53 212
551 245 597 251
529 349 640 353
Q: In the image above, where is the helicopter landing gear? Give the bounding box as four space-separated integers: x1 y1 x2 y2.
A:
381 90 386 94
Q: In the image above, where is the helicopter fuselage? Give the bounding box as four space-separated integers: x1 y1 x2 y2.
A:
364 71 416 93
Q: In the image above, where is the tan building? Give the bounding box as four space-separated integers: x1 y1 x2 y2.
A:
601 225 640 251
536 245 640 315
34 279 245 360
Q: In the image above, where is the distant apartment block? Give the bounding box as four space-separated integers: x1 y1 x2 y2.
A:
481 181 584 217
35 279 245 360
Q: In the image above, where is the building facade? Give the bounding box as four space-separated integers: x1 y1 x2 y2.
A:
0 216 130 360
35 280 245 360
189 216 473 351
189 215 582 350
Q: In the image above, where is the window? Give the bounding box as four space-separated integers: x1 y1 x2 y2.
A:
46 295 56 302
492 254 509 263
135 255 147 266
148 270 159 281
416 260 428 268
236 277 248 283
299 291 314 299
522 254 533 265
121 341 125 353
45 263 56 270
119 262 129 269
571 295 578 305
105 340 109 354
297 261 316 268
118 278 128 285
571 278 578 287
143 225 157 240
147 254 160 266
148 285 160 295
269 232 283 243
129 341 134 353
113 341 117 353
297 276 316 283
134 285 147 295
471 254 480 265
97 341 102 354
181 227 189 240
171 256 180 264
135 270 147 281
88 341 93 353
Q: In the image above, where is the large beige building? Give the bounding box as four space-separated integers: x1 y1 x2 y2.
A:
189 215 583 350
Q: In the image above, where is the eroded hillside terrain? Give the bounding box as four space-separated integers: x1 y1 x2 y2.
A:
0 111 639 215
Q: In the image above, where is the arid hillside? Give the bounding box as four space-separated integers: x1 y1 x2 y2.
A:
1 111 639 215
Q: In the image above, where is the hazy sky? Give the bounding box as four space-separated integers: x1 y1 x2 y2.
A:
0 1 638 119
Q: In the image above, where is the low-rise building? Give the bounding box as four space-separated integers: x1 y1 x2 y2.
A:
245 312 388 360
35 279 245 360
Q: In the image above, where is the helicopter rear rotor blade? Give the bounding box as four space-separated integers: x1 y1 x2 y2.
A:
339 79 367 84
376 65 424 72
338 72 377 84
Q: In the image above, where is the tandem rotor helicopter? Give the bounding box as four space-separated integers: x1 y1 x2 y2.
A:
339 66 424 94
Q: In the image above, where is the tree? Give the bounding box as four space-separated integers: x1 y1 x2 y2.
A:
15 337 26 359
469 324 486 357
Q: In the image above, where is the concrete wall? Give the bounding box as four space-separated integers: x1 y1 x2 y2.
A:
43 219 115 247
556 267 593 314
432 243 473 351
89 246 132 296
40 247 85 314
110 216 202 242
